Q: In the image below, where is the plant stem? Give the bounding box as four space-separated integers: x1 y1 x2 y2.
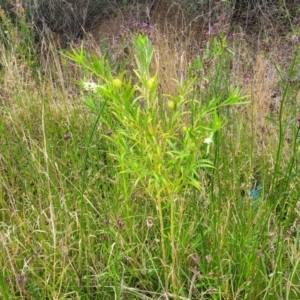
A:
157 195 168 293
170 193 179 297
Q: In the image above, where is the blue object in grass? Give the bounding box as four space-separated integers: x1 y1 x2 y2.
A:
249 184 262 200
241 184 263 209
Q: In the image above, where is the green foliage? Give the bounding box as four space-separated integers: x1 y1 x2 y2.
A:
67 33 248 296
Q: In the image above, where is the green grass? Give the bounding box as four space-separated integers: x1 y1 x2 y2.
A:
1 10 300 300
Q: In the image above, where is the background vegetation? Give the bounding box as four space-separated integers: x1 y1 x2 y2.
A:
0 0 300 299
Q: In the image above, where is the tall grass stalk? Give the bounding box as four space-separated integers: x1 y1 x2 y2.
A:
270 43 300 212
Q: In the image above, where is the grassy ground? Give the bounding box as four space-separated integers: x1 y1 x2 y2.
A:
1 4 300 300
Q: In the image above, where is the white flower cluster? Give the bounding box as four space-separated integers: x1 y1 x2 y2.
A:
204 133 214 155
204 136 213 145
82 81 99 93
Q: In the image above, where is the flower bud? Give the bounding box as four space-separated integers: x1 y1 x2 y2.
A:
167 101 175 109
112 78 123 88
182 126 188 133
146 76 156 90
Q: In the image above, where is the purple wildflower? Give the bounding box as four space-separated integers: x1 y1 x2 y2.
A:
63 134 71 140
